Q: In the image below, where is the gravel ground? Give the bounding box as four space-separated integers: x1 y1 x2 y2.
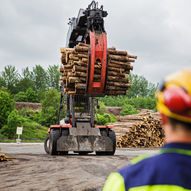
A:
0 143 158 191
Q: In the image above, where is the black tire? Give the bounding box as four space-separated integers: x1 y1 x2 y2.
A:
59 129 69 155
106 130 116 155
59 151 69 155
44 134 50 154
49 129 60 155
78 152 90 155
96 130 116 156
96 129 107 155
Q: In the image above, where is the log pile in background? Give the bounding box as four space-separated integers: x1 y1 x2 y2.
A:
117 114 165 148
60 43 137 95
113 110 160 141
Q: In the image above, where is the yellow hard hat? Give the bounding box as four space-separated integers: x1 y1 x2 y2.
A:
156 69 191 123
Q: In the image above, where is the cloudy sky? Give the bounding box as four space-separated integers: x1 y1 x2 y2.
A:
0 0 191 84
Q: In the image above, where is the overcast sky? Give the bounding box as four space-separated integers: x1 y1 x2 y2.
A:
0 0 191 84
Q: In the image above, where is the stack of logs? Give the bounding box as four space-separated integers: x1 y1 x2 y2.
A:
117 114 165 148
60 43 137 95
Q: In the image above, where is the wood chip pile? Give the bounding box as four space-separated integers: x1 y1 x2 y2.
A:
60 43 137 95
117 114 165 148
0 154 8 162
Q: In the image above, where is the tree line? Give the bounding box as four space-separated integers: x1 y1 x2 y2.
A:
0 64 158 140
0 65 60 102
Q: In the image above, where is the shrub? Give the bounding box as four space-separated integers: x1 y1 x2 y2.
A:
0 114 47 140
41 88 65 126
95 101 106 114
95 113 116 125
25 88 39 102
120 104 139 116
14 88 39 103
0 110 21 138
0 90 14 129
14 91 28 102
20 119 47 139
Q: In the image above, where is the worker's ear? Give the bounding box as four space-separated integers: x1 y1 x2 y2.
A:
160 113 168 125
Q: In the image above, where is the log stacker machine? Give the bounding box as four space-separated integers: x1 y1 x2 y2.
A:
44 1 116 155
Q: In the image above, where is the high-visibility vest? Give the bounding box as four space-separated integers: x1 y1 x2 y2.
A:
103 143 191 191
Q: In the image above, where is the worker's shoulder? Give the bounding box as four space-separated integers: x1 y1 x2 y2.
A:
118 152 160 179
119 150 191 190
120 150 190 176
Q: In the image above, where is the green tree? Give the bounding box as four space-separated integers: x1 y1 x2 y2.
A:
16 67 35 92
14 88 39 103
47 65 60 90
40 88 61 126
0 76 6 87
1 65 20 94
127 74 158 98
23 67 34 80
0 90 14 129
0 110 21 138
26 88 39 102
120 104 139 116
33 65 47 92
14 91 28 102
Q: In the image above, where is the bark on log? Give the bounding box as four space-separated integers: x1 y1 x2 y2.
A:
77 54 88 59
63 65 73 69
108 47 116 51
78 42 89 47
73 61 87 67
108 49 127 56
107 76 129 83
68 77 85 83
75 83 86 89
107 71 125 77
73 66 87 72
82 58 88 62
109 60 132 68
108 63 132 71
107 82 130 88
75 45 89 52
109 55 129 62
60 67 64 72
108 66 125 73
128 54 137 59
60 48 74 53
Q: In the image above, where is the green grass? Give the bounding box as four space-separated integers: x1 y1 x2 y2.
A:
0 117 48 141
21 120 48 139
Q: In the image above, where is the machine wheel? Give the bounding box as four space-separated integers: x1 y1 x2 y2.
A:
59 129 69 155
96 130 116 156
44 134 50 154
78 152 91 155
60 151 69 155
106 130 116 155
49 129 60 155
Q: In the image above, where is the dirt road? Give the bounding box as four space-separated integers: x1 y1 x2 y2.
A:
0 143 157 191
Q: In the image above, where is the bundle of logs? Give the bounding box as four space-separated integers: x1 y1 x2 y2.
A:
60 43 137 95
117 115 165 148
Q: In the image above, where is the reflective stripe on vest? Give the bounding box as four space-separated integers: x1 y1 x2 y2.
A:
131 147 191 165
103 147 191 191
102 172 126 191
